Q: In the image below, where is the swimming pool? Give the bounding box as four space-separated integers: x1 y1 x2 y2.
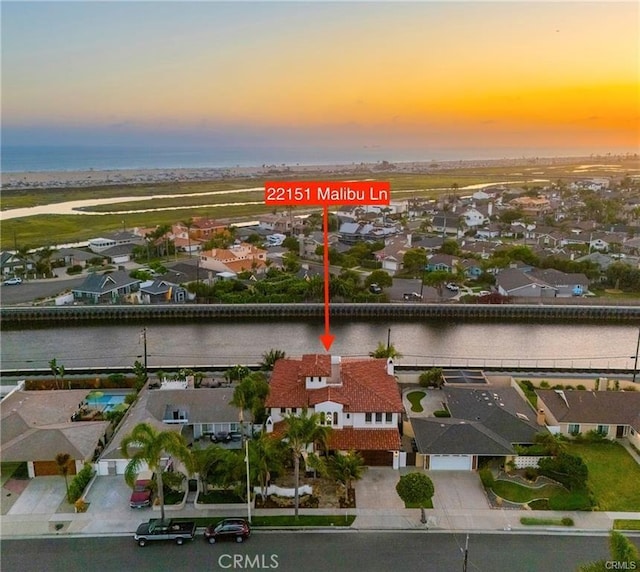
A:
85 391 130 412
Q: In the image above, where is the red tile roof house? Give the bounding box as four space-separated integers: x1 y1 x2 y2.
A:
265 355 404 466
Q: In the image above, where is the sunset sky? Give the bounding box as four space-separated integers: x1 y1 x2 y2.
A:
2 1 638 159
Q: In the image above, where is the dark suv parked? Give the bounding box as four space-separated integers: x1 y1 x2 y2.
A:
204 518 251 544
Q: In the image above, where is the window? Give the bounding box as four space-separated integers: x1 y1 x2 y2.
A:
291 407 297 414
324 412 332 426
375 412 383 423
568 423 580 435
280 408 286 414
597 425 609 436
333 412 338 425
365 413 372 424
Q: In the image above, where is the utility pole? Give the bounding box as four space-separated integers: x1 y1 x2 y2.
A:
633 327 640 383
141 327 148 374
386 328 391 351
462 533 469 572
245 439 252 524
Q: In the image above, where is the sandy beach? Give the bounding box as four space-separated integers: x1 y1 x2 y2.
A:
1 156 594 191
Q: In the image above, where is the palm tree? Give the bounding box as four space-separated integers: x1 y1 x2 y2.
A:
49 358 60 390
249 433 286 502
121 423 191 523
328 451 367 506
369 342 403 359
55 452 72 502
187 445 227 495
59 364 67 390
230 372 269 425
260 349 286 371
282 409 332 517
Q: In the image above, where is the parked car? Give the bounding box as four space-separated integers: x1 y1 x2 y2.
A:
210 431 232 443
130 470 154 509
3 277 22 286
369 283 382 294
134 518 196 546
204 518 251 544
445 282 459 292
403 292 423 301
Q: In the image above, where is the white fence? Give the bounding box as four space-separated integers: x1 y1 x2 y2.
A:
253 484 313 498
513 456 549 469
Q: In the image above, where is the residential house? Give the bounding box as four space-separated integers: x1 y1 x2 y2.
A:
410 387 542 470
374 234 416 275
258 214 304 235
338 222 398 245
51 248 97 268
475 223 501 240
265 355 404 466
189 217 228 241
72 271 141 304
535 389 640 448
430 212 461 236
88 231 143 253
98 386 251 476
460 206 489 228
528 268 589 297
509 196 551 216
100 243 136 265
0 251 35 277
460 259 483 280
426 254 458 273
139 279 188 304
495 267 557 298
199 242 267 274
0 387 110 477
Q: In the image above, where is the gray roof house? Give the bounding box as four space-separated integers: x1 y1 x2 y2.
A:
536 389 640 448
97 387 250 476
411 387 542 470
72 270 141 304
495 267 557 298
0 388 110 477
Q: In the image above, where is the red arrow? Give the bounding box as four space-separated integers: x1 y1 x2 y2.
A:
319 204 335 352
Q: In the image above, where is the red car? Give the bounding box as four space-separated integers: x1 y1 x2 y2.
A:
204 519 251 544
130 471 154 508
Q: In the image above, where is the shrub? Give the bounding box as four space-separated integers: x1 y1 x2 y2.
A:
539 381 550 389
66 265 83 275
479 468 495 489
539 452 588 491
576 384 586 390
552 384 564 390
524 468 538 481
561 517 574 526
520 380 534 391
433 409 451 418
68 463 94 503
419 368 443 388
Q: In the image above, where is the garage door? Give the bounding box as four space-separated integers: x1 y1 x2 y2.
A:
429 455 473 471
360 450 394 466
33 460 77 477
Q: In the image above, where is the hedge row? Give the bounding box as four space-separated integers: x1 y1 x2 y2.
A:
68 463 94 503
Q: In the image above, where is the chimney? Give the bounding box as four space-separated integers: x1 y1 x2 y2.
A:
488 202 493 217
597 377 608 391
406 233 412 248
536 409 546 426
386 357 395 376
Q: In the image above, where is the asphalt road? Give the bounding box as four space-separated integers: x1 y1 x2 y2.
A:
2 532 636 572
0 277 83 306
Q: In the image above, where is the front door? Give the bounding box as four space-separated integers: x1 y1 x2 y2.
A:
616 425 625 438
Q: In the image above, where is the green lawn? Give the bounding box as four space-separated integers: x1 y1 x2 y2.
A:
492 480 564 503
520 517 573 526
174 515 355 527
614 520 640 531
0 463 22 487
406 391 425 413
404 499 434 509
567 443 640 511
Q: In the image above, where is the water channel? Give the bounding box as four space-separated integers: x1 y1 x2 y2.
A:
1 320 637 372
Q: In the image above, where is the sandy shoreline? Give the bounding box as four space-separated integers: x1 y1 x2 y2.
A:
0 156 596 191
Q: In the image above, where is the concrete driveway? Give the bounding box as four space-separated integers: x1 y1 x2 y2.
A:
85 475 135 514
6 476 67 515
428 471 489 509
354 467 405 509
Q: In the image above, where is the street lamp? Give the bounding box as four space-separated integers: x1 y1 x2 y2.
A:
244 439 252 524
632 327 640 383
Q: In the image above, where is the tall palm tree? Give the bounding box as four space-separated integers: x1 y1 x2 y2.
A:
187 445 226 495
55 452 72 502
369 342 403 359
249 433 286 501
121 423 190 523
282 409 332 517
260 349 286 372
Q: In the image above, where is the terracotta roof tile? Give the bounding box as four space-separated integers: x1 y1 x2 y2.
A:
265 356 403 413
328 428 401 451
300 354 332 377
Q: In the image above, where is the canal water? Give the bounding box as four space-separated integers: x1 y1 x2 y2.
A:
1 321 637 371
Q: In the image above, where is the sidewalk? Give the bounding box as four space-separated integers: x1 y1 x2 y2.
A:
0 498 629 539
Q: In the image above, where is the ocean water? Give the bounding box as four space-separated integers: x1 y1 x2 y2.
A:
0 144 544 174
0 144 453 173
